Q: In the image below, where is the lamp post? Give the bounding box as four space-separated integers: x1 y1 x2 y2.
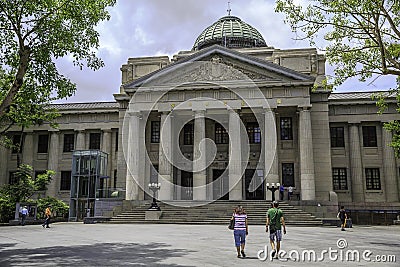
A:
266 182 280 202
148 183 161 210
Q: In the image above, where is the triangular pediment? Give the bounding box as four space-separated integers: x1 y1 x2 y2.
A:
124 45 314 90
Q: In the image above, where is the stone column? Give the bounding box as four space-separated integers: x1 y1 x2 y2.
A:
299 107 316 200
22 131 34 166
126 112 140 200
102 129 112 180
229 109 243 200
349 123 365 202
0 137 9 185
193 110 207 200
264 108 279 200
47 131 60 197
158 112 173 200
382 124 399 202
76 130 86 150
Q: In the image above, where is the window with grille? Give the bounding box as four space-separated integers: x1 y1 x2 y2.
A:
282 163 295 187
89 133 101 149
215 123 229 144
12 134 23 153
332 168 348 190
63 134 75 152
151 121 160 143
183 123 194 145
362 126 377 147
330 127 345 147
246 122 261 143
60 171 71 191
280 117 293 140
9 172 18 185
365 168 381 190
37 134 49 153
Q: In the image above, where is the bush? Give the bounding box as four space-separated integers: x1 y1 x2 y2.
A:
37 197 69 219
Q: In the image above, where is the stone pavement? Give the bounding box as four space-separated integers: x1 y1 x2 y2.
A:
0 223 398 266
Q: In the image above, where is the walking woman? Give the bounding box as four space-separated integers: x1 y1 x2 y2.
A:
231 206 248 258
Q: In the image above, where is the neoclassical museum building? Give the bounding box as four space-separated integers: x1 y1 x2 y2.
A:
1 15 399 219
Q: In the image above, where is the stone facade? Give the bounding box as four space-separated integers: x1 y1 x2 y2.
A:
1 29 399 211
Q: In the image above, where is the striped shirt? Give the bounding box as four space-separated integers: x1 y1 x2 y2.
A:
233 213 247 231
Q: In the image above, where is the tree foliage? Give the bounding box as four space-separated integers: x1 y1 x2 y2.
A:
0 164 54 222
0 0 116 137
276 0 400 155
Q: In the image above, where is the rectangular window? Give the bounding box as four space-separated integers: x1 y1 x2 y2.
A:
89 133 101 149
330 127 345 147
332 168 348 190
215 123 229 144
63 134 75 152
9 172 18 185
60 171 71 191
183 123 194 145
151 121 160 143
12 134 23 153
282 163 295 187
246 123 261 144
115 130 119 151
365 168 381 190
37 134 49 153
362 126 377 147
280 117 293 140
113 170 117 189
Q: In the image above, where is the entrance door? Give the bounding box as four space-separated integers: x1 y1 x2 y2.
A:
245 169 264 200
213 169 229 200
181 171 193 200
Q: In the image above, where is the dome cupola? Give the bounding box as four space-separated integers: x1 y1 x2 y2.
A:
193 16 267 51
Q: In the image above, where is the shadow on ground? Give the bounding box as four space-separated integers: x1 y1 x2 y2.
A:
0 242 194 266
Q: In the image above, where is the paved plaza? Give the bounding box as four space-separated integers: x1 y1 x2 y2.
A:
0 223 399 266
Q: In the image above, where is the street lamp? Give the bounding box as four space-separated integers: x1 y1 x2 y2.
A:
148 183 161 210
266 182 280 202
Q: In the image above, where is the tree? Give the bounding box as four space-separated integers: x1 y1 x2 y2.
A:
276 0 400 156
0 164 54 222
0 0 116 141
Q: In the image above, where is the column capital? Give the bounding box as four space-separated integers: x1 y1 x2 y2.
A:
127 111 141 117
298 105 312 112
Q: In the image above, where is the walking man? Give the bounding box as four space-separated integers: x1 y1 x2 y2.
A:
42 205 51 228
337 206 348 231
21 206 28 226
279 184 285 201
266 201 286 259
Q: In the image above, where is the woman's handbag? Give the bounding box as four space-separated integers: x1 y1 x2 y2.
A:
228 217 235 230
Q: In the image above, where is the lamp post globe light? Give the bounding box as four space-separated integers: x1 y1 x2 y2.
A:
266 182 280 202
148 183 161 210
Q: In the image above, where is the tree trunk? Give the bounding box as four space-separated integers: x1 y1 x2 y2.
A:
0 46 31 117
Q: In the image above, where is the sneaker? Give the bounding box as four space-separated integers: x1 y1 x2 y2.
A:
241 251 246 258
237 254 241 258
271 249 276 258
341 228 346 231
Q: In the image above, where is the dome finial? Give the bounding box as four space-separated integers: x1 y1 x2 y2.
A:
227 1 231 16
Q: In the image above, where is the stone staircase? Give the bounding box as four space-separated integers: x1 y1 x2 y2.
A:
108 200 323 226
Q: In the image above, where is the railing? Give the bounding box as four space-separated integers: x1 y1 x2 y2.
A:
348 210 400 225
96 188 126 199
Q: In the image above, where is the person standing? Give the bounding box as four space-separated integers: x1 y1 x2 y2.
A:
231 206 248 258
21 206 28 226
279 184 285 201
42 205 51 228
337 206 348 231
266 201 286 259
288 186 293 200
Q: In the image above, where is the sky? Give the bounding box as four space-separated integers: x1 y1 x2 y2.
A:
55 0 397 103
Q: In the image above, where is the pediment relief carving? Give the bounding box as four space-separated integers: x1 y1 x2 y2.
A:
152 55 284 85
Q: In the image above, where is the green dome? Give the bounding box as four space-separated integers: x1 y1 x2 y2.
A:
193 16 267 50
